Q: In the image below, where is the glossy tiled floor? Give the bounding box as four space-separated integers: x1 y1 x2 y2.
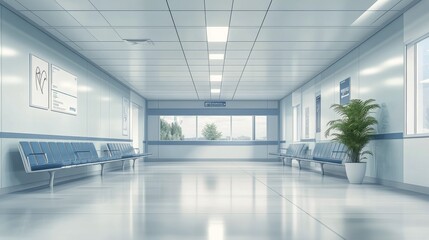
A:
1 162 429 240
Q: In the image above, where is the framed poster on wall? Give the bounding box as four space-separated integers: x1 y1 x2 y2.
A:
340 77 351 105
51 65 78 115
122 97 130 136
316 95 321 133
30 54 49 110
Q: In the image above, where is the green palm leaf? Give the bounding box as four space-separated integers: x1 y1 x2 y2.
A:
325 99 380 163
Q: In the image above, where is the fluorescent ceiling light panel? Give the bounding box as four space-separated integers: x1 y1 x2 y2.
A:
352 0 390 26
210 75 222 82
211 88 221 93
207 27 229 42
209 54 224 60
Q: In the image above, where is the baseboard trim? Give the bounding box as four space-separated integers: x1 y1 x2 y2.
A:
365 177 429 195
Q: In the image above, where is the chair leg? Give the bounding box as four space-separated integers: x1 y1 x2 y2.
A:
122 160 125 170
100 163 105 176
320 163 325 175
297 160 301 170
133 159 137 168
49 171 56 188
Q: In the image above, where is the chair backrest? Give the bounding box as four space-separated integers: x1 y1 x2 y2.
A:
29 142 47 165
19 142 38 171
57 142 73 165
48 142 63 164
40 142 56 164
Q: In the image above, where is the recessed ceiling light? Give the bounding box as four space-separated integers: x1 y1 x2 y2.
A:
209 54 224 60
210 75 222 82
211 88 221 93
207 27 229 42
352 0 390 26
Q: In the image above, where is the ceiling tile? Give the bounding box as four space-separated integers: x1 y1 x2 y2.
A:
90 0 168 10
264 11 368 27
171 11 205 27
56 28 97 41
208 42 227 51
166 0 204 10
32 11 81 26
233 0 271 10
230 11 266 27
206 0 233 10
257 27 373 42
115 28 179 41
270 0 377 11
253 41 357 51
55 0 96 10
20 11 49 27
226 42 254 50
182 42 207 50
177 28 206 41
101 11 173 27
17 0 62 10
184 51 208 59
68 11 110 27
206 11 230 27
228 27 259 41
45 28 70 41
85 28 122 41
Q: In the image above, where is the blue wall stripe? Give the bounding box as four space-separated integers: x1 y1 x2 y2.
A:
147 108 278 116
300 138 316 142
148 140 278 146
279 140 286 143
0 132 132 142
370 132 403 140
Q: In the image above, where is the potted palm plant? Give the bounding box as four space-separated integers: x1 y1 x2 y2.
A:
325 99 380 184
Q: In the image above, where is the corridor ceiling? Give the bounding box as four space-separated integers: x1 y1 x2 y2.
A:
1 0 418 100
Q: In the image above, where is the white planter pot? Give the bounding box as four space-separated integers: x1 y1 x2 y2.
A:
345 162 367 184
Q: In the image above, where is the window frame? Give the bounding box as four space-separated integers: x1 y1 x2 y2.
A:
158 115 269 141
405 34 429 137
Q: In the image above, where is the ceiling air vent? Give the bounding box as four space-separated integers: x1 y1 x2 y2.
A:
123 39 154 45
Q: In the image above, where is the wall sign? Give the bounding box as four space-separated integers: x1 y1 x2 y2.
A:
30 54 49 110
340 77 351 105
304 107 310 139
204 101 227 107
51 65 78 115
316 95 321 133
122 97 130 136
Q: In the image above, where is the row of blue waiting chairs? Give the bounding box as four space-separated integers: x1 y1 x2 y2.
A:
19 141 151 187
270 142 348 175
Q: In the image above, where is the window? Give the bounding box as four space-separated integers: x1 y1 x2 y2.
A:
198 116 231 140
255 116 267 140
231 116 253 140
406 36 429 135
293 105 301 141
160 116 197 140
159 115 269 141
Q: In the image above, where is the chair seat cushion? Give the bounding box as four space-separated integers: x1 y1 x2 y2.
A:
31 163 63 171
313 157 342 164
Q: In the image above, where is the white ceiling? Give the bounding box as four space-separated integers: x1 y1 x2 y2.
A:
1 0 419 100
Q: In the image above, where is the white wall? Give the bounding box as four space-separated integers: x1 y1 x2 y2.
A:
147 100 278 160
279 15 405 183
0 7 145 191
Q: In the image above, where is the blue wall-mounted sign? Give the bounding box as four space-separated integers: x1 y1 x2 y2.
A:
340 78 351 105
316 95 321 133
204 101 227 107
